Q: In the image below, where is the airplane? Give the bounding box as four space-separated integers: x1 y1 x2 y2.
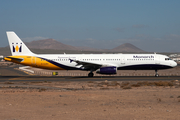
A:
4 31 177 77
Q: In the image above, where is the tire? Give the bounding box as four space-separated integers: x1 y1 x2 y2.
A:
155 74 159 77
88 73 94 77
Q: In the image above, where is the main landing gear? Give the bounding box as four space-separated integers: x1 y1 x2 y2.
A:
155 70 159 77
88 72 94 77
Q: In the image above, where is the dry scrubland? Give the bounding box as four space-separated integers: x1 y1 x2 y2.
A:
0 80 180 120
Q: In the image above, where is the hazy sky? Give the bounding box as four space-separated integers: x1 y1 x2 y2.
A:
0 0 180 52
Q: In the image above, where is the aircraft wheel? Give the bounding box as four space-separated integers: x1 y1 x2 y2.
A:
155 74 159 77
155 70 159 77
88 72 94 77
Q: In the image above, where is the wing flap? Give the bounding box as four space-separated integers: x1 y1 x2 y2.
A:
69 59 117 71
70 59 102 70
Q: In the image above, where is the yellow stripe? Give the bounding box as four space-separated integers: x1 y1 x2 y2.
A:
4 56 65 70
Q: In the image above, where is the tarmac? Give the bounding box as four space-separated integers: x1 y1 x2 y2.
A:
0 64 180 82
1 76 180 82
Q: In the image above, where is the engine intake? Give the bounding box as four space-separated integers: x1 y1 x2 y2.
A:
96 66 117 75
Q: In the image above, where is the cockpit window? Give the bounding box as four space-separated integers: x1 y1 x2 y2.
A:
165 58 171 60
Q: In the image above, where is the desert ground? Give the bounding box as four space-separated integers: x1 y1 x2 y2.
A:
0 63 180 120
0 80 180 120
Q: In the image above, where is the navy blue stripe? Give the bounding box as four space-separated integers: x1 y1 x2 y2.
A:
117 64 172 70
38 57 173 71
39 57 80 70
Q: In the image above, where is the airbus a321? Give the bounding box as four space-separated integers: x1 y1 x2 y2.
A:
4 32 177 77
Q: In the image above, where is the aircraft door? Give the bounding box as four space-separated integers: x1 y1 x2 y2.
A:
155 55 160 64
31 56 36 65
121 57 125 65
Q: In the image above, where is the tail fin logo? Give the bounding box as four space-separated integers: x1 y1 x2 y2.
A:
12 43 22 52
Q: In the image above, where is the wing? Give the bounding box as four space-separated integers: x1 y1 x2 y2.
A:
70 59 102 71
69 59 116 71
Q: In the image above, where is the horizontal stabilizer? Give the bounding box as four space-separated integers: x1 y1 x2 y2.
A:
4 56 24 62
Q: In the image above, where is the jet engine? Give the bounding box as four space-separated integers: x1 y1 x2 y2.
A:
96 66 117 74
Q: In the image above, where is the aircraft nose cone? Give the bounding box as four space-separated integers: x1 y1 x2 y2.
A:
172 61 177 67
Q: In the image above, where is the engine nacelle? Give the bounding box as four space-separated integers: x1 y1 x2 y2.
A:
96 66 117 75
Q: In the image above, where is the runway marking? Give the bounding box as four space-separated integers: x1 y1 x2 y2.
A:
1 76 178 82
71 77 156 80
9 77 66 81
9 77 30 80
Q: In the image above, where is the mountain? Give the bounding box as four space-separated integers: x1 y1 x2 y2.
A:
26 39 144 52
110 43 144 52
25 39 79 51
25 39 105 52
77 46 103 51
0 47 11 56
0 39 145 56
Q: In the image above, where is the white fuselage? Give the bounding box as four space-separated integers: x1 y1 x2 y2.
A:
34 53 177 71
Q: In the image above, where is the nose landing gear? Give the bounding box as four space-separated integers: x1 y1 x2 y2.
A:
155 70 159 77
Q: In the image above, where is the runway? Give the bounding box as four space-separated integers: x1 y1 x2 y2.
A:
1 65 180 82
0 75 180 82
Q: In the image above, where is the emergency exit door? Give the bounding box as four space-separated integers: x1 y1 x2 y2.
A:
121 57 125 65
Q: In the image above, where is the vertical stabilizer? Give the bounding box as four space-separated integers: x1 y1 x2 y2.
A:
6 31 35 56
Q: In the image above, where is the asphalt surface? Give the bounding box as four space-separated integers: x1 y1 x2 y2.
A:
0 75 180 82
0 65 180 82
0 65 29 76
